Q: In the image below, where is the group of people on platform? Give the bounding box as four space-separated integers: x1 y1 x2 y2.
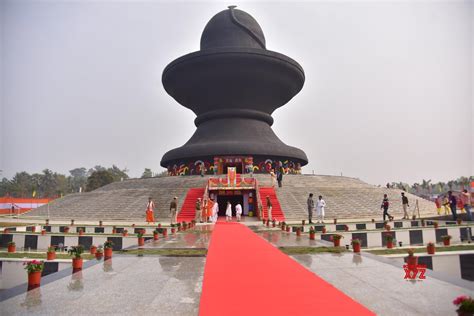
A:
434 190 472 221
270 168 284 188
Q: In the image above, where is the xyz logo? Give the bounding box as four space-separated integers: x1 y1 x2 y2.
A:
403 264 427 280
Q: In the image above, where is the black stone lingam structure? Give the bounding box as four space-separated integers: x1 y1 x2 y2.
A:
161 6 308 176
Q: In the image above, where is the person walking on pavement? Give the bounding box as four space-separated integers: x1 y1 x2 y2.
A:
401 192 410 219
381 194 393 221
170 197 178 225
448 191 457 221
307 193 315 224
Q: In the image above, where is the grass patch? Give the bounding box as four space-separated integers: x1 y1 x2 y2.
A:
0 252 95 260
119 248 207 257
0 222 30 227
279 246 347 255
368 244 474 255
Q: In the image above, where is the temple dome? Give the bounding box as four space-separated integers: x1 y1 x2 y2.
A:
200 6 266 50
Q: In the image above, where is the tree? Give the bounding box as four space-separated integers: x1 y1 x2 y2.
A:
9 172 34 197
107 165 129 182
141 168 153 178
69 167 87 193
39 169 58 197
85 170 114 192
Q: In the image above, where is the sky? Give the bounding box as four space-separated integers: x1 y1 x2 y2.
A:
0 0 472 186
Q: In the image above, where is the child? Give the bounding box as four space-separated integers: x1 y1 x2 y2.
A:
235 203 242 222
225 201 232 222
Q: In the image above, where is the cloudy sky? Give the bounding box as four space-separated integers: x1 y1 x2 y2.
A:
1 0 472 185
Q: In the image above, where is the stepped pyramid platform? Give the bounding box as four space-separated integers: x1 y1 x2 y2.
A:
24 174 435 221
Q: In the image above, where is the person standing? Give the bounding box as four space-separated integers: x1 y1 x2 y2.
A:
225 201 232 222
307 193 315 224
461 189 472 221
170 197 178 225
316 195 326 223
235 203 242 222
434 197 442 215
206 198 213 222
195 198 202 223
270 169 276 187
266 196 272 221
277 167 283 188
211 200 219 223
442 196 451 215
381 194 392 221
200 162 205 177
401 192 410 219
448 191 457 220
146 197 155 224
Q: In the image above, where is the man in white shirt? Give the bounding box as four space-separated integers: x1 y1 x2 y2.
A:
235 203 243 222
211 200 219 223
316 195 326 223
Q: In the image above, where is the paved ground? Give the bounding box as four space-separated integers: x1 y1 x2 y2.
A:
135 226 213 249
1 256 205 316
292 252 474 316
253 229 328 247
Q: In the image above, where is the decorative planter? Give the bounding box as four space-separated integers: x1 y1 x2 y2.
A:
138 237 145 246
333 239 341 247
4 228 9 233
41 230 46 236
158 223 162 228
122 232 128 237
406 256 418 267
45 219 49 225
153 233 159 241
112 229 117 234
78 231 84 236
387 241 393 249
322 228 327 234
64 227 70 233
163 229 168 237
296 229 301 237
90 246 97 255
353 243 361 253
171 228 176 234
47 252 56 260
95 252 103 260
31 226 36 233
302 220 306 226
72 258 83 269
309 232 315 240
28 271 42 287
427 244 435 254
104 248 113 258
286 226 290 232
433 223 439 229
443 239 450 246
8 245 15 253
178 226 181 232
385 225 391 231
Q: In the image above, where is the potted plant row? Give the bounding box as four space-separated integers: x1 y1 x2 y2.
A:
309 227 316 240
7 241 16 253
332 234 343 247
137 231 145 246
385 235 395 249
453 295 474 315
104 240 114 258
351 239 361 253
153 229 160 241
427 242 435 254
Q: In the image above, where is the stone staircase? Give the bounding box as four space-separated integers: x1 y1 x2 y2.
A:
25 174 435 222
252 174 435 221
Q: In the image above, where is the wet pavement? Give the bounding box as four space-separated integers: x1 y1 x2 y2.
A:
253 229 327 247
0 256 205 316
132 225 214 250
292 252 474 316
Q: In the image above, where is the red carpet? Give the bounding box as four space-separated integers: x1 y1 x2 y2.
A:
178 188 205 222
199 223 374 316
259 187 285 221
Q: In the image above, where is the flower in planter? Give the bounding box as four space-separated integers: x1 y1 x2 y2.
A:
96 246 104 254
8 241 16 247
332 234 343 241
68 245 84 258
309 226 316 234
47 246 56 253
453 296 474 314
104 240 114 249
385 235 395 242
137 231 144 238
407 248 415 257
23 260 44 274
427 242 435 247
441 235 452 241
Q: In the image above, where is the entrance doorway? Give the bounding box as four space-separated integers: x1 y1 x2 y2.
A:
223 163 243 174
217 195 244 217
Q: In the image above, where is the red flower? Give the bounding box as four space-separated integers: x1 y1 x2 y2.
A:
453 296 469 305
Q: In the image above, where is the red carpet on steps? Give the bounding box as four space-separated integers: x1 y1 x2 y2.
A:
177 188 205 222
199 223 374 316
259 187 285 221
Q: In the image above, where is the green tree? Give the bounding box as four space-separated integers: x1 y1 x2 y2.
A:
141 168 153 178
9 172 34 197
86 170 114 192
107 165 129 182
39 169 58 197
69 167 87 193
